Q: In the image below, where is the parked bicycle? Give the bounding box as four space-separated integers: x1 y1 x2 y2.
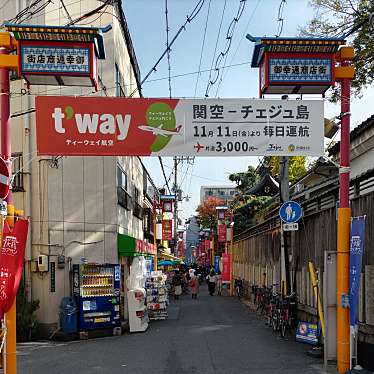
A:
234 278 243 300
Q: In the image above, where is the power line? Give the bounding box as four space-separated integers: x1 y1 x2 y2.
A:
204 0 247 98
129 0 206 98
193 0 212 98
61 0 73 23
165 0 172 98
158 156 172 194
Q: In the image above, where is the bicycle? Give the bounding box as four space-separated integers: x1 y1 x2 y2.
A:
235 279 243 300
278 293 297 338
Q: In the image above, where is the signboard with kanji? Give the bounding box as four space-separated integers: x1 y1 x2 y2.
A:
36 96 324 157
218 224 227 243
162 220 173 241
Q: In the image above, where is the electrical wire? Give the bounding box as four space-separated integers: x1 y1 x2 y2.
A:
193 0 212 98
158 156 172 194
128 0 206 98
61 0 73 23
165 0 172 99
67 0 112 26
204 0 247 98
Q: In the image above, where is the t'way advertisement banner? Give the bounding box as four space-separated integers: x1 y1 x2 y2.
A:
36 96 324 156
0 219 29 318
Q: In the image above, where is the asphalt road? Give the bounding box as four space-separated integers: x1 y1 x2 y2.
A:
18 286 327 374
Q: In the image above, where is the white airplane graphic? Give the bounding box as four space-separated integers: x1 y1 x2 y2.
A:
138 124 183 137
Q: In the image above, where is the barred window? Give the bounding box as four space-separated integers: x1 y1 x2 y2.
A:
12 153 24 192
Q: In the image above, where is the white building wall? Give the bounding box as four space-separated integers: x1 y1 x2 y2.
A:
4 1 143 327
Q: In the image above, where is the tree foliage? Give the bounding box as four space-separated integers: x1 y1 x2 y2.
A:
263 156 306 184
228 165 259 193
196 196 225 229
300 0 374 101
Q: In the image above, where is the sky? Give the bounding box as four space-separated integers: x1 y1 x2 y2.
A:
123 0 374 220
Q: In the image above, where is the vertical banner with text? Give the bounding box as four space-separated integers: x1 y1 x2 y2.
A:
162 220 173 241
349 216 366 326
222 253 231 283
218 224 227 243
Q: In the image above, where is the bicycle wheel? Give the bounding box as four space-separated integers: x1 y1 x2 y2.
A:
280 320 287 338
272 312 279 331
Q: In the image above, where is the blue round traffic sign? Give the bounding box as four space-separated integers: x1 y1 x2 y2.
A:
279 201 302 223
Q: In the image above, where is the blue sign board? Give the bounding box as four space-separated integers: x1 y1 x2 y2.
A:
295 321 319 345
214 256 220 274
349 216 366 326
279 201 302 223
268 57 333 83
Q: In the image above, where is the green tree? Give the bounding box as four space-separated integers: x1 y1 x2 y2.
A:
228 165 259 193
263 156 306 184
300 0 374 101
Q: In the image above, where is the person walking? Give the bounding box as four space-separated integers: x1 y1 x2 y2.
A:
172 270 183 300
190 271 199 299
206 269 216 296
216 270 222 296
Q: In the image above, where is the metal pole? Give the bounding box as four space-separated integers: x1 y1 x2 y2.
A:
279 156 291 295
0 46 16 374
173 156 178 256
336 58 351 374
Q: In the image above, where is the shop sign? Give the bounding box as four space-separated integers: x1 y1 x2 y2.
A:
162 201 173 213
162 220 172 241
36 96 324 157
295 321 319 345
0 219 29 318
222 253 230 283
135 239 144 254
268 57 332 83
218 224 227 243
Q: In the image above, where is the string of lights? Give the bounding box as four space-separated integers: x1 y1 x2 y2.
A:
275 0 287 38
204 0 247 98
165 0 172 98
193 0 212 98
129 0 206 98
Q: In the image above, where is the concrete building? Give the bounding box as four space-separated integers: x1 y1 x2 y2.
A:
3 1 148 335
200 185 237 204
185 216 200 264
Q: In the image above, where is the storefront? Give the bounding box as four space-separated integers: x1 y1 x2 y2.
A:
117 234 156 321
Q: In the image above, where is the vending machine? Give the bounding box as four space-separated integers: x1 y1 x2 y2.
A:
73 263 121 331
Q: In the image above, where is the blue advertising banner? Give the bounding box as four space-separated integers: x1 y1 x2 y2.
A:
295 321 319 345
145 257 154 275
214 256 220 274
349 216 366 326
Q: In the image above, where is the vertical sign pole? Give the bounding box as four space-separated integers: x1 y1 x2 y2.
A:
336 48 353 374
0 46 16 374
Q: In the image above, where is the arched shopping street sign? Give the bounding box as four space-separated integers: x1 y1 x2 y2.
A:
35 96 324 157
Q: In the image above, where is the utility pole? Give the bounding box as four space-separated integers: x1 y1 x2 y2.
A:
173 156 178 256
279 156 291 295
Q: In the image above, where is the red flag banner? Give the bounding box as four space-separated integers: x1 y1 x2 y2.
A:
222 253 231 283
0 219 29 318
162 220 172 241
218 224 227 243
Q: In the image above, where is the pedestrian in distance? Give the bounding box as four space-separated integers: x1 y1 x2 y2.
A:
216 270 222 296
172 270 183 300
206 269 216 296
190 270 199 299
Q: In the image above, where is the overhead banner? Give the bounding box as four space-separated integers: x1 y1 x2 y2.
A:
349 216 366 327
36 96 324 157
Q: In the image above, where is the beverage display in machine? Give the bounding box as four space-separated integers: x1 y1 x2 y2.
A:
73 264 121 331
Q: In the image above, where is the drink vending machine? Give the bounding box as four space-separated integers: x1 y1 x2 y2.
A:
73 264 121 331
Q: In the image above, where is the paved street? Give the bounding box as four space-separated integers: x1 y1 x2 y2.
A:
18 286 326 374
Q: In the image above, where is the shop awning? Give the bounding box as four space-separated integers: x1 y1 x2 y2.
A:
158 250 183 263
118 234 156 257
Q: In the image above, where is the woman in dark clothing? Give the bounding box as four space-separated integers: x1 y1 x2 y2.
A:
206 269 216 296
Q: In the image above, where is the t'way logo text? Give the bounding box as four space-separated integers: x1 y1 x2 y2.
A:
52 107 131 141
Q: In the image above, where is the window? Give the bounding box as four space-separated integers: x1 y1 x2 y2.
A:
12 153 24 192
133 187 143 219
219 190 224 196
115 64 126 97
117 165 131 210
230 190 235 196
